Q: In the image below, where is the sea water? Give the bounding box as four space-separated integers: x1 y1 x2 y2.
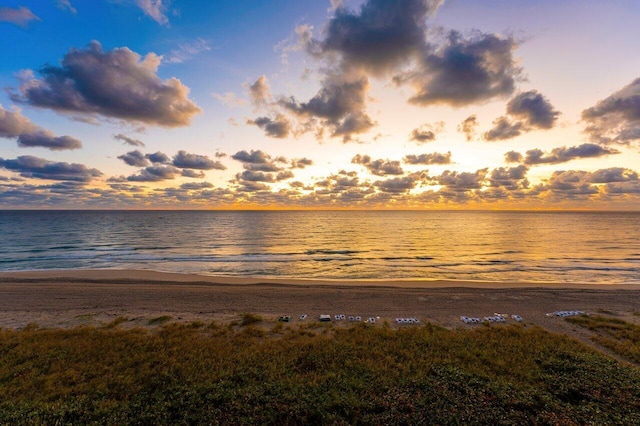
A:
0 210 638 284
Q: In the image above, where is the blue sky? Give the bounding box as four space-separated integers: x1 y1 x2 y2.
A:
1 0 640 209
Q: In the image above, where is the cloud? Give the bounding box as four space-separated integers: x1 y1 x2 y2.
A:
212 92 246 107
247 114 291 138
403 151 451 165
146 151 170 164
352 154 404 176
458 115 479 141
127 165 180 182
281 72 374 141
485 90 559 141
0 6 40 28
172 150 226 170
510 143 620 165
181 169 205 178
409 122 443 143
316 0 441 76
236 170 275 183
373 176 418 193
135 0 169 26
247 75 272 107
118 150 150 167
504 151 523 163
291 158 313 169
483 117 523 141
13 41 201 127
488 165 529 190
231 150 285 172
0 104 82 150
0 155 102 182
113 133 145 147
163 38 210 64
57 0 77 14
436 169 488 191
398 31 521 107
582 77 640 146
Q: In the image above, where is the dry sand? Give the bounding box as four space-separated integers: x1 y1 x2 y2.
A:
1 270 639 341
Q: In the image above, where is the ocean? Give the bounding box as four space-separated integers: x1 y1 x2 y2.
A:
0 210 638 284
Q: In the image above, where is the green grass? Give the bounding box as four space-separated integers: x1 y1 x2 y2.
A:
567 314 640 364
0 323 639 424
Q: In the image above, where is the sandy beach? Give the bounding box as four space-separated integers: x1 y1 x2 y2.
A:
1 269 639 339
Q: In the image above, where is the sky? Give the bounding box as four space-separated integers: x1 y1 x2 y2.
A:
1 0 640 210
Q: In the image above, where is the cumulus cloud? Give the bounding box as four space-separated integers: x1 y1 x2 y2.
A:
181 169 205 179
398 31 521 107
436 169 488 191
403 151 451 165
0 155 102 182
316 0 440 76
281 72 374 141
146 151 170 164
374 176 418 193
0 6 40 28
118 150 150 167
113 133 145 147
127 165 180 182
231 150 286 172
488 165 529 190
409 122 443 143
136 0 169 26
508 143 620 165
0 105 82 150
291 158 313 169
485 90 559 141
172 150 226 170
352 154 404 176
458 115 479 141
247 114 291 138
12 41 201 127
247 75 272 107
212 92 246 107
582 77 640 146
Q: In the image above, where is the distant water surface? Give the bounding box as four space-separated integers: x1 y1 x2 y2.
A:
0 210 638 284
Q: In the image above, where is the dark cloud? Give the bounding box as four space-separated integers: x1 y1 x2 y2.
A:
409 122 442 143
276 170 294 181
483 117 523 141
291 158 313 169
172 150 226 170
118 150 150 167
231 150 272 164
398 31 521 107
589 168 638 184
181 169 206 179
180 182 214 190
146 151 170 164
12 41 201 127
485 90 560 141
504 151 523 163
403 151 451 165
436 169 488 191
281 72 374 141
317 0 440 76
373 176 417 193
582 77 640 145
0 105 82 150
506 90 559 129
0 6 40 28
127 165 180 182
538 170 599 198
0 155 102 182
488 165 529 190
352 154 404 176
236 170 275 182
113 133 145 147
509 144 620 165
247 114 291 138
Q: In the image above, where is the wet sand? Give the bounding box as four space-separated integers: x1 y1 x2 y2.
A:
1 270 639 338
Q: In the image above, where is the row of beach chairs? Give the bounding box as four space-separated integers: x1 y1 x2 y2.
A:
460 313 523 324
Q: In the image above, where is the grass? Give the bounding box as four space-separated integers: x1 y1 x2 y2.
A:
0 322 639 424
567 314 640 364
240 313 263 327
147 315 173 326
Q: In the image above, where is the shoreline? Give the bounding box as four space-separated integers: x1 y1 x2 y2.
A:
2 268 640 289
1 269 639 335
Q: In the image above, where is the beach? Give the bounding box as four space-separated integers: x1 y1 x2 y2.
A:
1 270 639 339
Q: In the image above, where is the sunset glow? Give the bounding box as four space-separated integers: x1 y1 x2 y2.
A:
1 0 640 209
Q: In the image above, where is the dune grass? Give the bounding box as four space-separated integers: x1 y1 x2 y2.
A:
567 314 640 364
0 321 639 424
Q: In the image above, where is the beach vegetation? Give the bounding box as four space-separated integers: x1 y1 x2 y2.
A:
0 323 639 424
240 313 263 327
147 315 172 326
566 314 640 364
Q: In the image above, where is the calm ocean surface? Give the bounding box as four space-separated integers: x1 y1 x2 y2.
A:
0 210 639 284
